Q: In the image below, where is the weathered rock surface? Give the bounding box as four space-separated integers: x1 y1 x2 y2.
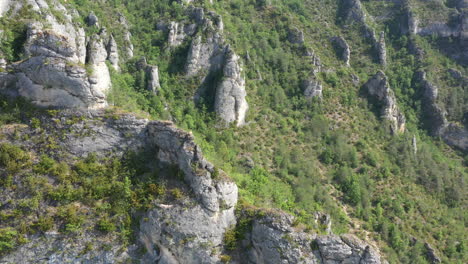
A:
0 108 386 263
0 0 112 109
302 78 323 99
107 34 120 72
377 31 387 66
214 48 248 126
332 36 351 66
243 211 384 264
181 9 249 126
363 71 406 134
118 13 134 59
146 65 161 94
417 71 468 151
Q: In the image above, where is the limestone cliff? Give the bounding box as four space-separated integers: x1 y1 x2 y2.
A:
0 110 384 264
0 0 130 109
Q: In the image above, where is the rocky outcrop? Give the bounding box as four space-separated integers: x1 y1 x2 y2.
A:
0 109 386 263
214 48 249 126
341 0 366 25
146 65 161 94
118 13 134 59
180 9 249 126
243 211 384 264
0 0 114 109
168 21 196 47
288 27 305 44
377 31 387 66
417 71 448 136
363 71 406 134
107 34 120 72
87 29 112 102
302 78 323 99
332 36 351 66
417 71 468 151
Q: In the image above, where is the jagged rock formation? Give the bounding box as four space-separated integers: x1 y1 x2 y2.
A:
107 34 120 72
214 48 249 126
0 0 115 109
158 7 249 126
302 78 323 99
363 71 406 134
242 211 384 264
86 29 112 104
118 13 134 59
135 57 161 94
417 71 448 136
417 71 468 151
0 110 385 263
332 36 351 66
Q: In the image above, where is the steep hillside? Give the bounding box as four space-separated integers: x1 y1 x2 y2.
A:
0 0 466 263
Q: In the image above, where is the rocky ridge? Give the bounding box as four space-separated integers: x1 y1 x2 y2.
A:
0 109 385 263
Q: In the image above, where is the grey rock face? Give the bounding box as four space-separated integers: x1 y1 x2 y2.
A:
147 121 238 212
86 30 112 106
417 71 447 136
214 48 249 126
107 34 120 72
185 34 225 77
331 36 351 66
146 65 161 94
244 211 383 264
342 0 366 25
0 0 112 109
363 71 406 134
140 204 236 264
302 78 323 99
118 13 134 59
377 31 387 66
168 22 187 47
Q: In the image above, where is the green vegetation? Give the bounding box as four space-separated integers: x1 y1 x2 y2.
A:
0 0 466 263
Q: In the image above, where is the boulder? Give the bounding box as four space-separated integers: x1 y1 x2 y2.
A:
288 27 305 44
363 71 406 134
